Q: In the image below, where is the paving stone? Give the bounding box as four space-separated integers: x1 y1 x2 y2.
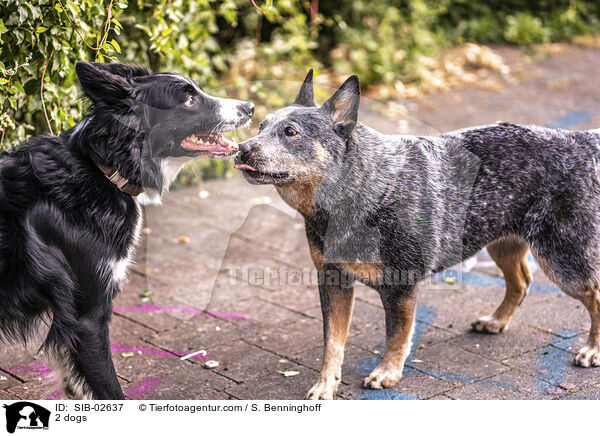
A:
553 334 589 353
409 341 508 384
445 369 555 400
245 317 322 359
208 340 300 383
429 394 455 400
503 345 600 395
447 320 556 362
0 390 20 400
224 362 317 400
7 381 62 401
416 283 552 334
143 314 252 352
205 297 304 329
563 382 600 400
259 284 320 313
113 274 207 331
512 294 590 338
121 364 237 400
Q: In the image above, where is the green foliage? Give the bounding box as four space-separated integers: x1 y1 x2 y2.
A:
0 0 127 147
325 0 600 84
2 0 600 182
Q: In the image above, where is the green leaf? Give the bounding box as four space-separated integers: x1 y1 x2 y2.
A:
111 18 123 29
0 19 7 34
54 4 63 13
0 78 9 85
110 39 121 53
36 27 48 33
18 5 29 24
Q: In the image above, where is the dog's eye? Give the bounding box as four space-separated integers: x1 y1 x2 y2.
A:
184 96 195 106
284 127 297 137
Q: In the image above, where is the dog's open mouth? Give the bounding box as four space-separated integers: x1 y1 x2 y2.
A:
181 133 238 155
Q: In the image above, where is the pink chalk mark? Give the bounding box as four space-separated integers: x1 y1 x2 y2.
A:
9 363 63 400
113 304 247 322
9 363 53 379
111 344 209 360
45 389 62 400
124 376 162 400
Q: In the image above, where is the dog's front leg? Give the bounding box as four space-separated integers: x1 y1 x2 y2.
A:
51 307 124 400
363 285 417 389
306 268 355 400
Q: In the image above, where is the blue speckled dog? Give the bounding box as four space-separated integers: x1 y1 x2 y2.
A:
235 70 600 399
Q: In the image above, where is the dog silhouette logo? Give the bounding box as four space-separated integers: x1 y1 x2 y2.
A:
3 402 50 433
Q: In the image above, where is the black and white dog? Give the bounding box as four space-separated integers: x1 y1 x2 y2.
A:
0 62 253 399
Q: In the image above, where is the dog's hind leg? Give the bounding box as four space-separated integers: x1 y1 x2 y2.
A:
572 287 600 367
306 268 355 400
363 285 417 390
576 292 600 367
472 236 532 334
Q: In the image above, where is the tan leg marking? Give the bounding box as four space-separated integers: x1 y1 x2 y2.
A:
341 262 382 286
364 293 416 389
308 242 324 270
574 287 600 367
472 237 531 334
305 244 354 400
306 282 355 400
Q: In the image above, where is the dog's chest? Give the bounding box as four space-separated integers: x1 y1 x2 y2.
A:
111 201 143 286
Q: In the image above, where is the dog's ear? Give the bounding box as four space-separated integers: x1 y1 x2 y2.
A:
88 62 151 79
321 75 360 139
292 69 314 107
75 62 134 106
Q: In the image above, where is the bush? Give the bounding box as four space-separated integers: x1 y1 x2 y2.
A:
2 0 600 181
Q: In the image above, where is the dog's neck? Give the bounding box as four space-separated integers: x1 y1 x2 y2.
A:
68 116 163 193
96 163 144 196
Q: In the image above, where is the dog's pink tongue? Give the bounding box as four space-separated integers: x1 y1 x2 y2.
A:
235 164 257 171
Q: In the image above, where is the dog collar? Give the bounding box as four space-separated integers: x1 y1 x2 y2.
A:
96 163 144 197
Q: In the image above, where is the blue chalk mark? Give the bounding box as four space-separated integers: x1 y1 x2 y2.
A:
545 111 594 129
431 270 562 295
534 330 579 394
357 305 436 400
359 389 418 400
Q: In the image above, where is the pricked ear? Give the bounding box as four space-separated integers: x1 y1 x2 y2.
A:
321 75 360 139
292 69 315 107
75 61 133 106
88 62 151 79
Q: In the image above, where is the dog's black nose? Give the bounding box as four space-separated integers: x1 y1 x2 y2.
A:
238 140 253 154
240 102 254 118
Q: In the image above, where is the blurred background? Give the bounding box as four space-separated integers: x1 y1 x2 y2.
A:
2 0 600 184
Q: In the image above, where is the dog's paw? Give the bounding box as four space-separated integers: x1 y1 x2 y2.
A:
574 345 600 367
305 377 339 400
471 315 508 334
363 365 403 390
